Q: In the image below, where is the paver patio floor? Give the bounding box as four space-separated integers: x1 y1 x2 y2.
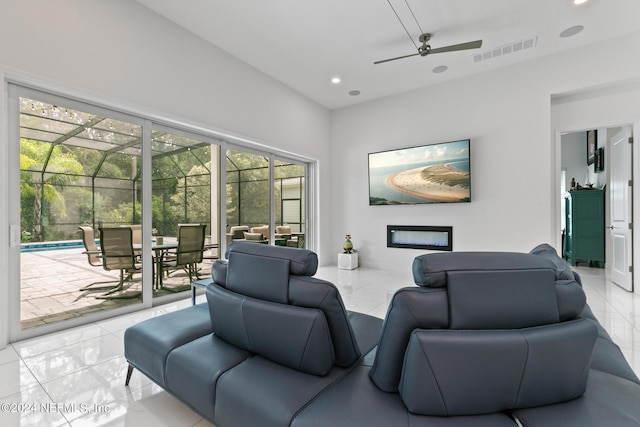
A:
20 247 213 329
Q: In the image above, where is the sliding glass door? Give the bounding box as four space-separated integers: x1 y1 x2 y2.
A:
274 158 306 249
225 148 308 249
8 85 224 338
7 84 310 340
10 86 147 334
150 126 220 298
226 148 271 244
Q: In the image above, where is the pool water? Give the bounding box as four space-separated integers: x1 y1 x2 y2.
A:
21 240 86 252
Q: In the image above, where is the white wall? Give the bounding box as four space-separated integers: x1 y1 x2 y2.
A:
331 31 640 271
561 129 609 193
561 132 589 191
0 0 334 252
0 0 332 346
553 84 640 282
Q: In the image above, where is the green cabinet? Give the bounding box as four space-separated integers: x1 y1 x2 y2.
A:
565 189 605 267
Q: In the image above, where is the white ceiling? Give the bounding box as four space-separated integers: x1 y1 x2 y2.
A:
134 0 640 110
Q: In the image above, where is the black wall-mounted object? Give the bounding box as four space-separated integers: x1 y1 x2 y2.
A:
387 225 452 251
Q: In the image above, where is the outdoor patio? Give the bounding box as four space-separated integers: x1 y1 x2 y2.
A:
20 246 214 329
15 94 304 332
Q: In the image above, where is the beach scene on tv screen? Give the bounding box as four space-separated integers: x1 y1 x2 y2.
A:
369 140 470 205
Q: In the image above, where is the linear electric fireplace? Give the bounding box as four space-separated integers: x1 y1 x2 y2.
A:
387 225 452 251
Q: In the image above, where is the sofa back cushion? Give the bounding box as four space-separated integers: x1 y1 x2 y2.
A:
447 269 559 329
226 251 290 303
370 251 588 393
412 252 554 288
398 319 597 416
209 242 362 370
208 284 334 376
413 251 586 322
529 243 575 280
224 241 318 276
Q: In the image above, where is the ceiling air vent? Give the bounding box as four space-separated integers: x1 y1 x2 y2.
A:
473 37 537 63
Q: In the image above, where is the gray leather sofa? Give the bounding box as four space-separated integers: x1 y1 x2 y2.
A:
124 242 640 426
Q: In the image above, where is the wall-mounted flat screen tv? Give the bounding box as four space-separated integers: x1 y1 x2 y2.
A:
368 139 471 205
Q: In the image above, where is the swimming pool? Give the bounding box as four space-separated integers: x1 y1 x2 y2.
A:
21 240 86 252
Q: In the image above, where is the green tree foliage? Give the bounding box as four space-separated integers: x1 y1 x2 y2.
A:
20 139 83 241
168 162 211 227
19 137 303 243
226 151 269 228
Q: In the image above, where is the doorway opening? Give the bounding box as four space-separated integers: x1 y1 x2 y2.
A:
560 125 634 291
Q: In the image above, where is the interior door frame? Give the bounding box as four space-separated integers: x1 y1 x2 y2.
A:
554 120 639 292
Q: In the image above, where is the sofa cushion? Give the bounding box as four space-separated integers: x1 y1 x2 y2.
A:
124 304 212 388
369 287 449 392
225 241 318 276
292 365 518 427
412 252 556 288
447 269 559 329
513 369 640 427
413 250 586 322
227 251 290 303
372 251 588 393
398 319 597 416
165 334 250 421
208 284 335 376
530 243 575 280
215 244 362 368
289 275 362 367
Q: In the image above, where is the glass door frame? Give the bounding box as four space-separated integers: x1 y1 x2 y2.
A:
2 81 316 344
7 83 153 341
223 143 313 255
147 122 223 302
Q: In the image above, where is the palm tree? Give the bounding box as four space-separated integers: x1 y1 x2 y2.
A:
20 139 83 241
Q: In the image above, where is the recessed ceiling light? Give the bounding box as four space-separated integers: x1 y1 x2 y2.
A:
574 0 588 5
432 65 448 74
348 90 361 96
560 25 584 38
331 77 341 84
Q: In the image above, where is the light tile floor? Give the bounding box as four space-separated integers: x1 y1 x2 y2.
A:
0 265 638 426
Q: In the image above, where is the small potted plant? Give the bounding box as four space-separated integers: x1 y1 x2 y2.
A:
152 228 163 245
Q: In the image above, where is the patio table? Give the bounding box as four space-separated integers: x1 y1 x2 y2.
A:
134 242 177 289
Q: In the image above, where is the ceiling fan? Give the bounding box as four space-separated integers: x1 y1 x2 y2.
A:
374 33 482 65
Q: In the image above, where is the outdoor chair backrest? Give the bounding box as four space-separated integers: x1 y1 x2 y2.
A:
79 226 101 266
128 224 142 245
99 227 138 271
176 224 206 266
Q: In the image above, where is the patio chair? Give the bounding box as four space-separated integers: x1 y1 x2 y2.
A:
78 226 121 292
120 224 142 256
162 224 206 287
94 227 142 299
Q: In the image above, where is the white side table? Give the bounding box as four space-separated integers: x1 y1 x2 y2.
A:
338 252 358 270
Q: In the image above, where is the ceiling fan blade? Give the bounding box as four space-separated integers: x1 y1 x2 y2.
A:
374 52 420 65
429 40 483 54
